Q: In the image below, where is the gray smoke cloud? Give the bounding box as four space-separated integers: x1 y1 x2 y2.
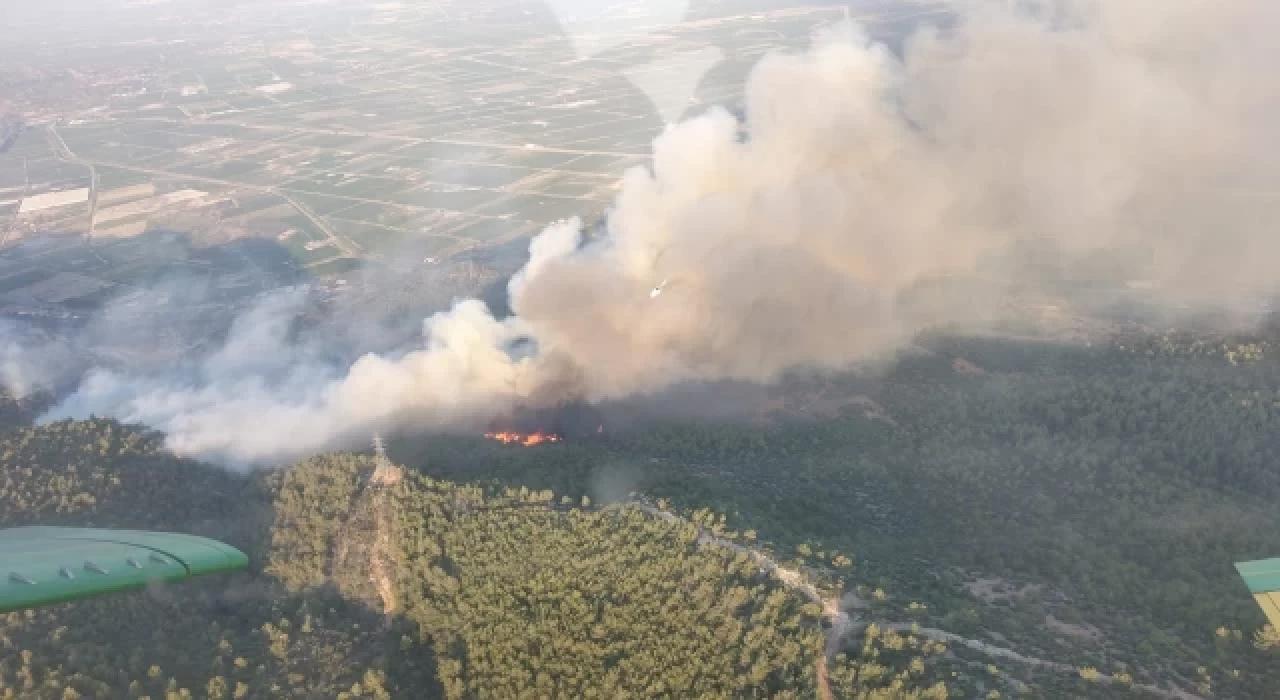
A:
33 0 1280 467
0 321 74 399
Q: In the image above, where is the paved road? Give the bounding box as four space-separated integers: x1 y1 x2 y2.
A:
45 125 99 239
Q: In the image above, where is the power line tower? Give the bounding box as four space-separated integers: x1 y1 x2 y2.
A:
369 432 402 485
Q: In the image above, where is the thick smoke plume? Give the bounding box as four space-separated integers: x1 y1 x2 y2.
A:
34 0 1280 467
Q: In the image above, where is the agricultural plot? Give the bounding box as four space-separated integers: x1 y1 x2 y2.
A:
515 150 594 169
472 193 596 223
74 140 171 166
266 216 341 265
94 189 214 231
422 162 533 189
22 161 89 191
217 193 294 224
0 166 26 193
3 0 864 322
200 160 265 180
96 168 156 191
99 183 155 206
19 189 89 215
280 191 360 217
305 256 362 277
451 217 540 244
329 221 410 255
118 126 208 152
323 201 414 227
94 219 151 240
388 187 499 213
1 130 52 161
539 181 605 198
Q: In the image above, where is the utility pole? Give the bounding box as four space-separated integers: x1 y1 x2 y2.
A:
370 432 402 485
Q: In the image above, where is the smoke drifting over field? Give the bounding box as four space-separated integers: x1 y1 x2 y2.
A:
0 322 72 400
26 0 1280 467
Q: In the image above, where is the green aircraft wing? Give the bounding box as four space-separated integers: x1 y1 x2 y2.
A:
0 526 248 613
1236 557 1280 628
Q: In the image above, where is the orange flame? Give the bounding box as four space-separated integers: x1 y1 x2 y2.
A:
484 431 562 447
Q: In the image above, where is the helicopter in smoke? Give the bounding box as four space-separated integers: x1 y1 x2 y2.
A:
646 244 677 299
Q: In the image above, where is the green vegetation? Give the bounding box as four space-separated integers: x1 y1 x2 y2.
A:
0 391 41 432
388 471 821 698
0 419 246 534
3 421 943 698
828 625 950 699
8 324 1280 697
0 420 413 699
394 327 1280 697
305 257 363 276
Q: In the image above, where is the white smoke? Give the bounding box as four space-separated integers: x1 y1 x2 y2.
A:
35 0 1280 467
0 321 72 399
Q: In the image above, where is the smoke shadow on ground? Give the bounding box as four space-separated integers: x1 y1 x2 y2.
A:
0 229 310 394
2 223 536 416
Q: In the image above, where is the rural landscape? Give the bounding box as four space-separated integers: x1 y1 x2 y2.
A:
4 0 1280 698
2 0 857 291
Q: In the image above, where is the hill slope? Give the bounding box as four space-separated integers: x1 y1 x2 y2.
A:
1 422 953 698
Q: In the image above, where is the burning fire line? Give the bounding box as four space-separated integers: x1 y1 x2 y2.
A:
484 431 562 447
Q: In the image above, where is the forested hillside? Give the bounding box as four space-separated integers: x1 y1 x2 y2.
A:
0 422 422 699
6 327 1280 697
0 419 248 531
393 329 1280 698
2 422 950 698
264 455 950 698
0 391 42 434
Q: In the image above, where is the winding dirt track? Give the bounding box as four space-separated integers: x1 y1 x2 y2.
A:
369 462 403 622
623 499 1201 700
339 464 1199 700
